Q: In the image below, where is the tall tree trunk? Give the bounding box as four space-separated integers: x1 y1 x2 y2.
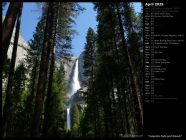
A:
2 2 22 65
31 3 54 137
115 3 143 126
108 4 128 135
2 3 23 137
30 58 39 106
25 57 38 136
42 2 59 137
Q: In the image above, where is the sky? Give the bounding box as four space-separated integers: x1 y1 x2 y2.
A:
3 2 142 57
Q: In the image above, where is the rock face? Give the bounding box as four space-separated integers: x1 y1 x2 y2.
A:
62 56 78 95
3 16 29 67
3 26 29 90
78 51 85 87
62 57 77 81
7 29 29 68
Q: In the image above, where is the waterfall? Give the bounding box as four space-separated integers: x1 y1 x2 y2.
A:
69 59 81 97
67 59 81 130
67 108 70 129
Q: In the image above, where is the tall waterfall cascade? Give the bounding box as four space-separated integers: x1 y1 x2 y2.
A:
66 59 81 130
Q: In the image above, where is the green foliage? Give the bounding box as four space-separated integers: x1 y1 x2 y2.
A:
18 16 46 137
55 3 84 60
5 62 28 137
43 63 67 137
2 57 11 108
2 57 11 79
83 27 96 82
71 105 80 137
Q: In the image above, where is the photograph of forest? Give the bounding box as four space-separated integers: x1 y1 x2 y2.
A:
2 2 143 138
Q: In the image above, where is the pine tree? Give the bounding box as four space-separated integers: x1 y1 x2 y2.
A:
42 2 84 137
31 3 55 137
115 2 143 132
71 105 81 137
83 27 96 83
31 2 83 137
22 15 46 137
42 3 59 136
42 63 67 137
81 2 143 137
82 28 98 136
6 62 27 137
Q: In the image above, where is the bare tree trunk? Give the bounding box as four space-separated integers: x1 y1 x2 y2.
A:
42 2 59 137
115 3 143 126
2 2 22 65
2 3 23 137
31 3 54 137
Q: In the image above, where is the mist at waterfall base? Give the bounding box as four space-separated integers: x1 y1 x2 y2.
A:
66 59 81 130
